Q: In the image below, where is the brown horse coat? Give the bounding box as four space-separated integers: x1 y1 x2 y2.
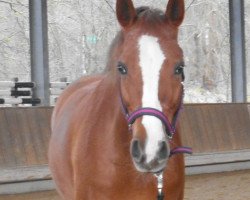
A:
49 0 186 199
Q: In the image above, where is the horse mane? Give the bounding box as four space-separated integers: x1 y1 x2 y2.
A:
104 31 124 73
136 6 166 24
104 7 166 73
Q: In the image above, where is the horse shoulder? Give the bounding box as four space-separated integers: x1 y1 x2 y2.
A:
51 75 103 129
49 75 105 199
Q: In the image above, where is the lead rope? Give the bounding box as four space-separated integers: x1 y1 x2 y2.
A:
155 173 164 200
154 147 192 200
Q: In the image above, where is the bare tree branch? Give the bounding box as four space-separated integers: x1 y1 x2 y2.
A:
186 0 196 11
103 0 115 13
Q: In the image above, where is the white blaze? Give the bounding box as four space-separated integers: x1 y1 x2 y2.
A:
138 35 166 163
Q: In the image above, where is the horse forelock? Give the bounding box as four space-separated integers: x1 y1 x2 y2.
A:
136 7 166 23
104 7 170 74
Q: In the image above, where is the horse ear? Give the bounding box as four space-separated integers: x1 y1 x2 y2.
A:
116 0 137 29
166 0 185 27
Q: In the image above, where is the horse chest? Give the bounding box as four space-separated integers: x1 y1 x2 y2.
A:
75 175 157 200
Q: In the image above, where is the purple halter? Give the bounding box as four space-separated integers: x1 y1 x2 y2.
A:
120 84 184 139
119 83 192 156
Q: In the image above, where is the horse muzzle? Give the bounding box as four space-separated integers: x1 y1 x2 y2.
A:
130 139 170 173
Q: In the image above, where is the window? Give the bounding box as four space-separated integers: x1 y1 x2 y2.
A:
0 1 30 81
245 2 250 102
180 0 231 103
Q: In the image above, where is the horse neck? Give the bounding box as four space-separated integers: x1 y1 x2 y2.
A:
101 72 129 133
94 75 132 167
104 31 124 73
102 31 128 127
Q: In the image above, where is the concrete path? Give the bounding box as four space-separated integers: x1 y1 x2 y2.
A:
1 170 249 200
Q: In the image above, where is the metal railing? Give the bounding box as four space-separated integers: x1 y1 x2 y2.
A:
0 78 70 106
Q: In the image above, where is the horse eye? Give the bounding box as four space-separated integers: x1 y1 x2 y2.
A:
117 62 128 75
175 65 184 75
175 64 185 80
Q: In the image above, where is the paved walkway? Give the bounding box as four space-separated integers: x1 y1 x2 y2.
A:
184 170 250 200
1 170 250 200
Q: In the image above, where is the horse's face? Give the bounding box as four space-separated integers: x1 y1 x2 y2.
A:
116 0 185 173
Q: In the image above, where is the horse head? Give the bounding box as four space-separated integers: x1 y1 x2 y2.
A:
115 0 185 173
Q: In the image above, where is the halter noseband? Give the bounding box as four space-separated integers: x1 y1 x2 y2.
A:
120 83 184 139
119 82 192 156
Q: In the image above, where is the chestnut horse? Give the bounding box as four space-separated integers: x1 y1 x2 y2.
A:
49 0 191 199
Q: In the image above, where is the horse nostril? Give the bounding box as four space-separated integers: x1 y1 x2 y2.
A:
131 140 144 163
158 141 169 161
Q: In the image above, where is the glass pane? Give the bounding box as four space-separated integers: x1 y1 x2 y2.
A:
245 2 250 102
48 0 231 103
48 1 119 82
0 0 30 81
180 0 231 103
48 0 168 82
